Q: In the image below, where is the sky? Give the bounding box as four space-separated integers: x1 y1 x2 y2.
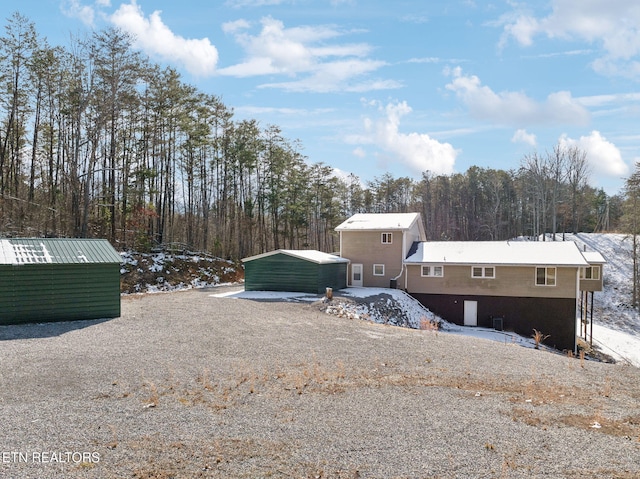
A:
6 0 640 194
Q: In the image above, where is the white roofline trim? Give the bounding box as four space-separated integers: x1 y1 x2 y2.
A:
242 249 349 265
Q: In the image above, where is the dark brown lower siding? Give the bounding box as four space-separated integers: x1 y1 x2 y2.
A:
410 293 576 352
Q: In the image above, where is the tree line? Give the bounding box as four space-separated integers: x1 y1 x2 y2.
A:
0 12 629 262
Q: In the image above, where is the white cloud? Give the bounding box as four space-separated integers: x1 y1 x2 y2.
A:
226 0 351 5
445 67 590 126
61 0 96 26
501 0 640 78
222 19 251 34
218 16 397 93
352 100 458 175
352 147 366 158
110 0 218 77
258 59 400 93
512 129 537 146
558 131 629 179
226 0 286 6
501 14 539 47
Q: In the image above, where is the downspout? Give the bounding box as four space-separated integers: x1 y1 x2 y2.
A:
339 231 348 287
391 229 407 290
575 267 580 356
392 262 405 289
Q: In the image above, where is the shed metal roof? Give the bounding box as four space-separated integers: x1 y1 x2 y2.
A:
242 249 349 265
0 238 122 265
405 240 590 267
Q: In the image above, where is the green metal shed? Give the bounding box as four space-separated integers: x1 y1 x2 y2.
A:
242 249 349 294
0 238 122 325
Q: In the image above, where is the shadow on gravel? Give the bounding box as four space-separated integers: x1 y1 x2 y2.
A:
0 318 112 341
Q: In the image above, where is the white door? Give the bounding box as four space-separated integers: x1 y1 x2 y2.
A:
351 264 363 287
464 300 478 326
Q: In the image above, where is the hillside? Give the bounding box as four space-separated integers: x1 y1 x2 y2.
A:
119 250 243 294
119 233 640 366
557 234 640 366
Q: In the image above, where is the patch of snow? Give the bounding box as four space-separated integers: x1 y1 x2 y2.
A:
213 290 319 301
590 323 640 368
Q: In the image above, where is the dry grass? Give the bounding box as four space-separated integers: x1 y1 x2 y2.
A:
121 435 364 479
531 329 550 349
419 316 439 333
126 356 640 445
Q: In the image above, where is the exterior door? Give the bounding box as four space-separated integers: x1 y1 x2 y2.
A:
351 264 363 287
464 300 478 326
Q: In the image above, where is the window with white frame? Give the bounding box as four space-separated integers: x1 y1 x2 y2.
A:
471 266 495 278
373 264 385 276
381 232 393 244
581 266 600 280
421 265 444 277
536 267 556 286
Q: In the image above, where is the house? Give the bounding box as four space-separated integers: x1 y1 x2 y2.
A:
242 249 349 294
404 240 593 351
0 238 122 325
336 213 606 352
335 213 426 288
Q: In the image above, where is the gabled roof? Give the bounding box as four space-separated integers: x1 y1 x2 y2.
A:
242 249 349 265
0 238 121 265
405 240 590 267
335 213 423 232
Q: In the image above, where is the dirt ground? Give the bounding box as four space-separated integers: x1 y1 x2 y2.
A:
1 287 639 478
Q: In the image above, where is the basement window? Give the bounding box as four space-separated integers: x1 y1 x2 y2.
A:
381 233 393 244
373 264 385 276
471 266 495 279
421 265 444 277
536 267 556 286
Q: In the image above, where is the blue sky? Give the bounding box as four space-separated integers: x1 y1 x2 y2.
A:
7 0 640 194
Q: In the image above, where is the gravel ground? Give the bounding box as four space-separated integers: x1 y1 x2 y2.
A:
0 287 639 479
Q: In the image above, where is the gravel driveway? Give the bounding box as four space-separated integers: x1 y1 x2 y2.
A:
1 287 639 478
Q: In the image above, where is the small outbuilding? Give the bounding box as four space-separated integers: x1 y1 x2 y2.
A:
0 238 122 325
242 249 349 294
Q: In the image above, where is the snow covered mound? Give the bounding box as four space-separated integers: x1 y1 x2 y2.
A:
323 287 556 351
327 287 439 329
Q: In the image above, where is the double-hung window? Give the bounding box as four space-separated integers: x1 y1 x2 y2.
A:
536 267 556 286
580 266 600 280
421 265 444 277
471 266 495 279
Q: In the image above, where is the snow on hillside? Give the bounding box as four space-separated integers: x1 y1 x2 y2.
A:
553 233 640 367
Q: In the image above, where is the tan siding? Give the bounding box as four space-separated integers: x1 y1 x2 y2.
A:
341 231 404 287
580 266 604 292
406 264 578 298
580 278 603 292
